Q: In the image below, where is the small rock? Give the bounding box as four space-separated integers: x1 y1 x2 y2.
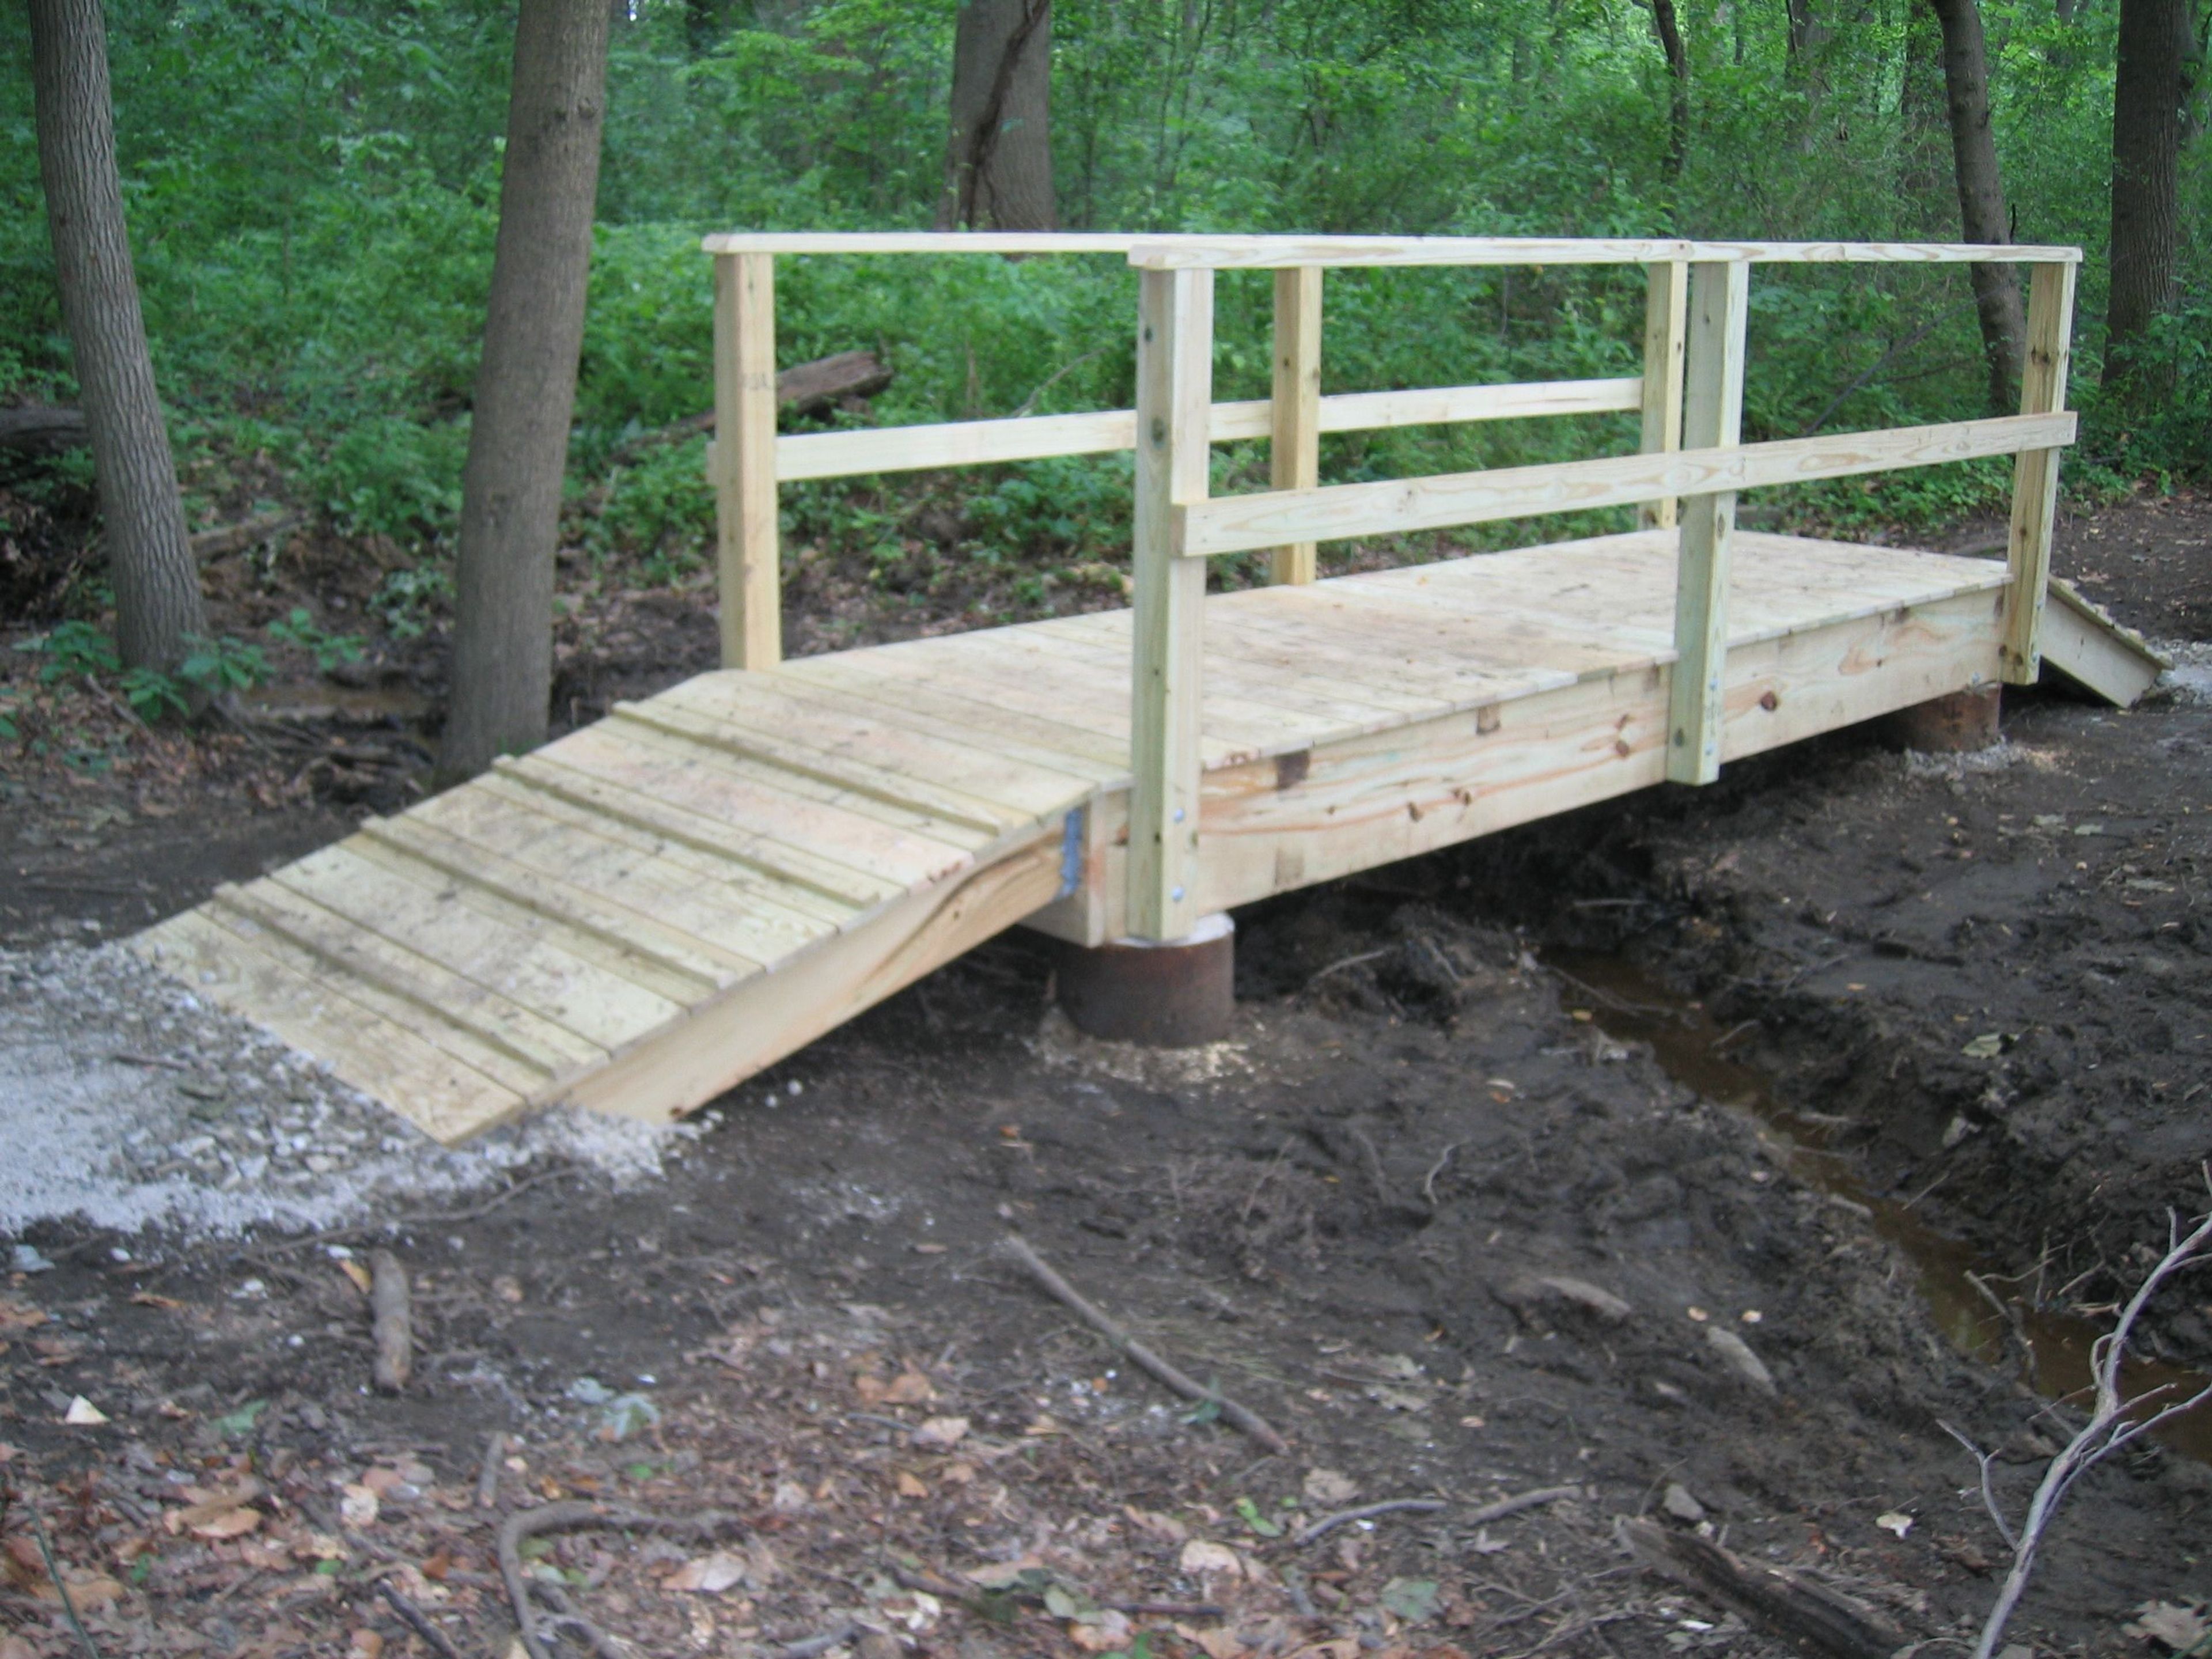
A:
1661 1483 1706 1524
1705 1325 1775 1395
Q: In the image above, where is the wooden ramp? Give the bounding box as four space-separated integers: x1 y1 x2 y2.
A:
128 528 2159 1144
2040 578 2171 707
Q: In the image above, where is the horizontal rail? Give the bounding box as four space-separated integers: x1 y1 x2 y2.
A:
774 376 1642 483
1172 410 2077 557
1128 238 2084 270
702 232 2084 270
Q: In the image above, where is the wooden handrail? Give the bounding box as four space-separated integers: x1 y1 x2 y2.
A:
771 377 1643 483
1169 411 2076 558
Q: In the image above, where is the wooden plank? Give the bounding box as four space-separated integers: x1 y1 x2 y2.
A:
703 232 1149 256
132 912 529 1145
1173 411 2076 558
1639 260 1687 530
2001 261 2078 683
610 695 1028 836
1126 237 2081 270
560 825 1066 1123
773 378 1643 483
2040 578 2170 708
468 770 856 929
355 815 757 990
1667 259 1751 786
411 779 845 961
782 650 1147 771
711 252 781 669
660 672 1103 815
265 845 685 1052
1128 265 1214 940
210 880 604 1079
1268 266 1323 585
498 752 902 911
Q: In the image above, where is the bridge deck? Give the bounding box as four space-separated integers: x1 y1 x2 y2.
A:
134 529 2146 1143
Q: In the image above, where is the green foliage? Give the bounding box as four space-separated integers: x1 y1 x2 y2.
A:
16 621 120 683
119 665 192 722
266 607 368 672
178 634 273 695
370 562 454 639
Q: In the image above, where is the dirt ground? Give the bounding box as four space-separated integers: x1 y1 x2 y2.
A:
3 490 2211 1659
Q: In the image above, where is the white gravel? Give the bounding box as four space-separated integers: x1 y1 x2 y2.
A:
0 940 704 1241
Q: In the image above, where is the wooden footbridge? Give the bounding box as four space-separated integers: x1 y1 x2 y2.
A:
134 234 2165 1143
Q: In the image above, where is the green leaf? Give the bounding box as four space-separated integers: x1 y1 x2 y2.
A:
1961 1033 2004 1058
213 1399 268 1437
1234 1495 1284 1538
1380 1578 1441 1624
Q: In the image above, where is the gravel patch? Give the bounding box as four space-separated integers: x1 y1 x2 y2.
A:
0 940 704 1241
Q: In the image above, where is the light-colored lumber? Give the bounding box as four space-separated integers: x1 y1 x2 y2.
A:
1639 260 1687 529
1128 265 1214 940
702 232 1150 256
710 252 781 669
132 911 529 1143
2001 260 2078 683
1667 260 1751 786
1268 266 1324 585
1126 237 2080 271
560 824 1066 1122
2039 578 2170 707
771 377 1643 483
1172 411 2075 558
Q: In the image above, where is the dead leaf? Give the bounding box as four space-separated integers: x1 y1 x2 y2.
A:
340 1484 381 1528
349 1630 385 1659
0 1299 46 1332
966 1556 1046 1588
338 1260 373 1295
1302 1468 1359 1506
1179 1539 1244 1580
1125 1505 1189 1543
2125 1603 2210 1652
912 1415 969 1449
1069 1611 1135 1651
128 1292 183 1310
940 1461 977 1486
1023 1414 1066 1436
2 1635 39 1659
65 1573 125 1609
191 1507 263 1540
1178 1623 1248 1659
666 1551 750 1594
166 1484 262 1533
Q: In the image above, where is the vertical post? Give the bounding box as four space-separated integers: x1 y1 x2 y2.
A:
2001 260 2077 684
710 251 780 671
1666 260 1750 787
1267 266 1323 585
1638 260 1688 530
1128 266 1214 942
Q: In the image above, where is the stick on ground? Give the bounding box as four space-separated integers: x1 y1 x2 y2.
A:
475 1429 506 1510
376 1575 461 1659
1001 1234 1289 1454
370 1249 411 1392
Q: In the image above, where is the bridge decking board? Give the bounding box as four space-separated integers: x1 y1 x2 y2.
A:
134 531 2158 1145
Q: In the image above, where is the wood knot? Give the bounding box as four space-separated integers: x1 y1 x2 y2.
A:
1759 690 1780 711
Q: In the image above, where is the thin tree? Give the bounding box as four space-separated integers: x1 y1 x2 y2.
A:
28 0 206 675
442 0 611 779
1925 0 2027 411
938 0 1056 231
2103 0 2194 388
1649 0 1691 183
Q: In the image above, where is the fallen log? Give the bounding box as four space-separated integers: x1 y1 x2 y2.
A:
0 404 89 455
608 350 892 464
190 512 304 562
1622 1517 1908 1659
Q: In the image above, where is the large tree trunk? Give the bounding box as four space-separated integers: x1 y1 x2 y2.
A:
28 0 205 675
938 0 1056 231
442 0 610 779
1926 0 2027 412
2103 0 2191 382
1649 0 1691 183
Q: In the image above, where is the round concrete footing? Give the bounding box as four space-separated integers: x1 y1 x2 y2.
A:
1885 684 2002 752
1056 912 1234 1047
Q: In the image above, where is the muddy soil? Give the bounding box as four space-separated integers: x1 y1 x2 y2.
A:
4 492 2211 1658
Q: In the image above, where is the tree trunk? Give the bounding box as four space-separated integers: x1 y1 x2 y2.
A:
2103 0 2191 382
1786 0 1832 131
442 0 609 779
1650 0 1691 183
27 0 205 675
938 0 1056 231
1926 0 2027 412
1899 1 1948 207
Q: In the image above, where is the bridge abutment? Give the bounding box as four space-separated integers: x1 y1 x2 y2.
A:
1055 912 1236 1047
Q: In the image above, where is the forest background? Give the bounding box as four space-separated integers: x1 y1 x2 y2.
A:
1 0 2207 658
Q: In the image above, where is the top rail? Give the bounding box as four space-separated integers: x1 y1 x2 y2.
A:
700 230 2083 268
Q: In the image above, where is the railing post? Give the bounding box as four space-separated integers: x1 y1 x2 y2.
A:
710 251 781 670
1128 267 1214 941
1666 259 1750 786
1639 260 1688 530
2001 260 2077 684
1267 266 1323 585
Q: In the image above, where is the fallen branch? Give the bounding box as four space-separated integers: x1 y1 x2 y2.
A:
1968 1179 2212 1659
607 351 893 464
370 1249 411 1393
375 1574 461 1659
1623 1517 1906 1659
498 1500 743 1659
0 403 88 454
1466 1483 1585 1527
1295 1498 1445 1545
782 1620 863 1659
475 1430 506 1510
190 512 304 563
1001 1234 1288 1453
18 1498 103 1659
